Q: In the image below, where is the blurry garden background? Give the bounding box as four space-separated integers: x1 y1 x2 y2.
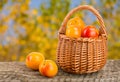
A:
0 0 120 61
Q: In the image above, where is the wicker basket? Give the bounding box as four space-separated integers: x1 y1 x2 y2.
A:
56 5 107 74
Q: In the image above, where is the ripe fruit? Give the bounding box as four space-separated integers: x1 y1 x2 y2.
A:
66 25 81 38
26 52 45 70
39 60 58 77
67 17 85 30
81 25 99 38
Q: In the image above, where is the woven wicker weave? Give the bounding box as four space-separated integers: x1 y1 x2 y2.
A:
56 5 107 74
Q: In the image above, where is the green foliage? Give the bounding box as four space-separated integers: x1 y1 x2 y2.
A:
0 0 120 61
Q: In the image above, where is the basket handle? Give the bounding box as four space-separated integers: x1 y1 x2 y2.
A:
58 5 107 37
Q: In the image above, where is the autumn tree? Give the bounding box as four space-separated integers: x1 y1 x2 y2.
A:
0 0 70 61
0 0 120 61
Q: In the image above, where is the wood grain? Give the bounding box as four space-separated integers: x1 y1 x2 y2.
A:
0 60 120 82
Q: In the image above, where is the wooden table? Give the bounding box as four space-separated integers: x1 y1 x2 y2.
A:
0 60 120 82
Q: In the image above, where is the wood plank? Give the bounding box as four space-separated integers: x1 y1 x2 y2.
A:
0 60 119 82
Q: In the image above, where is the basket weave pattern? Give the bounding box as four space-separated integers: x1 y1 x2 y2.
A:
56 5 107 74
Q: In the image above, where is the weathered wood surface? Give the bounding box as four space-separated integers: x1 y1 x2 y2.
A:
0 60 120 82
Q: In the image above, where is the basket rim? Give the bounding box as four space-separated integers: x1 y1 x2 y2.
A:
59 34 107 42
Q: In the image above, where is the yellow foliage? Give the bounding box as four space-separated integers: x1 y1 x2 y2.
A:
3 16 9 22
11 54 17 60
0 25 8 33
35 27 41 33
44 22 49 28
37 16 42 23
29 27 42 42
30 34 41 42
9 4 21 18
24 23 35 34
19 40 26 45
0 45 3 51
19 56 25 61
2 0 120 61
20 4 29 12
32 9 38 15
25 0 30 4
51 16 59 22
